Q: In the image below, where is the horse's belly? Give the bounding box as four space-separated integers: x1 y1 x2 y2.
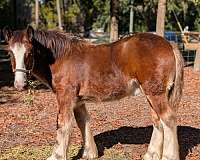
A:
79 79 141 102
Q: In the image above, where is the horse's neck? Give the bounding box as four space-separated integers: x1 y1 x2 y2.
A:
32 46 53 89
34 64 52 89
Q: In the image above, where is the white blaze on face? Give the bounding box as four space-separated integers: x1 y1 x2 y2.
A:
10 43 27 90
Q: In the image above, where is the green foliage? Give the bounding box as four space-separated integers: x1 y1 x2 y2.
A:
65 3 79 23
31 0 200 32
0 1 8 9
0 0 12 28
166 0 200 31
64 3 80 32
1 0 199 32
92 0 110 31
194 18 200 30
40 0 57 29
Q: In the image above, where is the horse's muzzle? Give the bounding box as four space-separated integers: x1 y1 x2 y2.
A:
14 80 27 91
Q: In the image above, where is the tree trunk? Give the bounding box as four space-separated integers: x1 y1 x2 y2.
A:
110 0 119 42
182 0 188 23
156 0 167 37
194 45 200 72
35 0 39 28
56 0 63 30
129 4 134 33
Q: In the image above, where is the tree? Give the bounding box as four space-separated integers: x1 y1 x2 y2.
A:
110 0 119 42
156 0 167 37
35 0 39 28
76 0 98 37
29 0 200 33
56 0 62 30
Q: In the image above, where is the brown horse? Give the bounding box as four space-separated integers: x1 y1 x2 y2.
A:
3 26 184 160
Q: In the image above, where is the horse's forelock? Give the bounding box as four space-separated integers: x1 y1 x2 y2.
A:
10 31 26 45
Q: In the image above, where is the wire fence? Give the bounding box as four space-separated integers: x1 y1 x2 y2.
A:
164 31 197 64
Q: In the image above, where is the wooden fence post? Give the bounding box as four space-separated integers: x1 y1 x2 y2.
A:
194 45 200 72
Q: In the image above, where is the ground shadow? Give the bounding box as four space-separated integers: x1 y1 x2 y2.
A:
73 125 200 160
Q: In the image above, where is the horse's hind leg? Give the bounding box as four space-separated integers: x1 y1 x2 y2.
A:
143 100 164 160
144 94 179 160
74 103 98 159
160 105 179 160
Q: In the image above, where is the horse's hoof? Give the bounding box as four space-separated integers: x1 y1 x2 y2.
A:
47 156 54 160
82 153 98 159
161 156 179 160
143 152 160 160
82 148 98 159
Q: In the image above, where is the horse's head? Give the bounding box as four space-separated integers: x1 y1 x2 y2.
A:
3 25 35 91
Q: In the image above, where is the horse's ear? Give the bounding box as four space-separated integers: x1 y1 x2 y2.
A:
3 26 13 42
26 25 34 41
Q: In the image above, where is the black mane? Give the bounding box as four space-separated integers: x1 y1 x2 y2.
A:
33 29 88 59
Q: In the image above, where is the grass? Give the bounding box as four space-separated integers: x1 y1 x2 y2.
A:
23 80 40 106
0 145 131 160
101 148 131 160
0 145 52 160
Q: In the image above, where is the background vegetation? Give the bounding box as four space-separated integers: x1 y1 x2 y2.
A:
0 0 199 34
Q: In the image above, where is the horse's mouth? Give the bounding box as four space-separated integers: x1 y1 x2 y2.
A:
15 86 25 91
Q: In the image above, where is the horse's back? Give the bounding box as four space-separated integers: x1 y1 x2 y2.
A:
115 33 175 66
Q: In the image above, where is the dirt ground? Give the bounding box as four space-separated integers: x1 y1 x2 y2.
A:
0 67 200 160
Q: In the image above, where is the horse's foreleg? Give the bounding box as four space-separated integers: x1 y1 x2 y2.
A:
143 108 164 160
74 103 98 159
48 94 75 160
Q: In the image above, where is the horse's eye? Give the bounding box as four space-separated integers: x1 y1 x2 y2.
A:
23 41 30 45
